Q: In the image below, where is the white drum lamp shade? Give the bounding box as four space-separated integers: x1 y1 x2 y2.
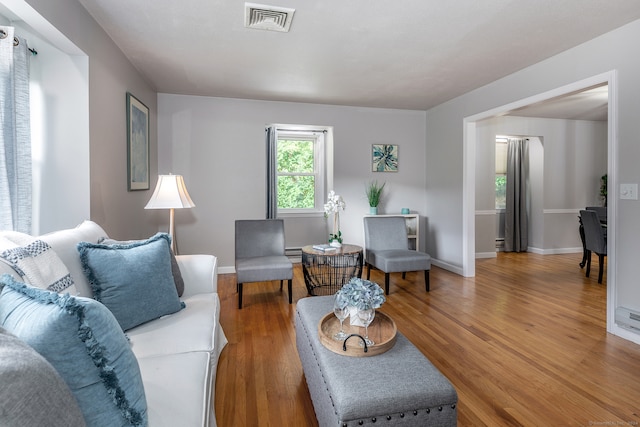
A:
145 174 195 253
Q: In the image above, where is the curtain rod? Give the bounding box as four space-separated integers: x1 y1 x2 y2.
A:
269 128 327 134
0 29 38 55
497 136 530 142
16 38 37 55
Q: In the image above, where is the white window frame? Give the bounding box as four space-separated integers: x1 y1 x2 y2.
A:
495 137 508 211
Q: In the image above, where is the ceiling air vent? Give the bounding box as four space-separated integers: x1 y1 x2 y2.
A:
244 3 295 32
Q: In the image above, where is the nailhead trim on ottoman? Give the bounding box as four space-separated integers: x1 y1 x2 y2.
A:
295 296 458 427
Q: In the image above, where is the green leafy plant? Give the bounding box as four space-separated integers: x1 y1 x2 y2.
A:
328 230 342 244
600 174 608 207
365 180 386 207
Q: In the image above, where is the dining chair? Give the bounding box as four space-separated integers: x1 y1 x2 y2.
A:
363 216 431 295
235 219 293 309
585 206 607 223
579 209 607 284
579 206 607 268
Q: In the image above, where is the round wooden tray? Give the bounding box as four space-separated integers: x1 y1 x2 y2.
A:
318 310 397 357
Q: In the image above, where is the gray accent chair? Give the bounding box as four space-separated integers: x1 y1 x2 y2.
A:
580 209 607 283
235 219 293 309
363 216 431 295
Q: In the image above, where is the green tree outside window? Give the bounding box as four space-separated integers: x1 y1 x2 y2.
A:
277 139 315 209
496 175 506 209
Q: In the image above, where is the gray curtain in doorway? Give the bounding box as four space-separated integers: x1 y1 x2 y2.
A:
0 26 32 233
504 138 529 252
265 126 277 219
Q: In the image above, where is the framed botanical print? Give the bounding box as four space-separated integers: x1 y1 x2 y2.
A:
372 144 398 172
126 92 150 191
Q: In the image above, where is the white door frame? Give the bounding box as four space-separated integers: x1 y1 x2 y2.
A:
462 70 619 337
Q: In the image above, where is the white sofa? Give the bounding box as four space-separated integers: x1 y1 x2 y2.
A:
0 221 227 427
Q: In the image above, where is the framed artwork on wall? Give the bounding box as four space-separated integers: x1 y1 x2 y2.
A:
126 92 150 191
372 144 398 172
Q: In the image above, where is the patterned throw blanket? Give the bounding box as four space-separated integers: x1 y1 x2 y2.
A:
0 232 74 293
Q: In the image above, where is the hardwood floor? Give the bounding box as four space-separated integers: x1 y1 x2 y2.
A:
214 253 640 426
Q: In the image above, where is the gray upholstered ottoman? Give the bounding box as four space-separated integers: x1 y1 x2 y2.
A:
295 296 458 427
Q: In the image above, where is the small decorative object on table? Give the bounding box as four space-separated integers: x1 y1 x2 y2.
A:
319 280 395 357
329 232 342 248
356 307 375 346
365 180 386 215
332 294 348 341
334 277 386 327
324 190 345 247
312 243 337 252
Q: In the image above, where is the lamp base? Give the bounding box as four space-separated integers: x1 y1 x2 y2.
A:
169 208 177 254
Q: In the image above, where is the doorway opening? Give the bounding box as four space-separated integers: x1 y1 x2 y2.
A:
492 135 544 254
463 70 618 338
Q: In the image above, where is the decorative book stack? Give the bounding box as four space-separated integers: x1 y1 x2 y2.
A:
312 244 337 252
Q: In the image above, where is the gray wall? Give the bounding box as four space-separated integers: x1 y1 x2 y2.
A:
425 19 640 339
475 116 607 256
157 94 427 270
16 0 159 239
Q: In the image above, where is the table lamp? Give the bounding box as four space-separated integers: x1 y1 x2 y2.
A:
145 174 195 253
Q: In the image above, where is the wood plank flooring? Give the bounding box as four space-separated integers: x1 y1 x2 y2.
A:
214 253 640 426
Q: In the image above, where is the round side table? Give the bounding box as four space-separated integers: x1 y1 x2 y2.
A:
301 244 363 296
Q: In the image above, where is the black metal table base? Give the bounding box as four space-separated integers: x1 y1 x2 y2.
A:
301 245 363 296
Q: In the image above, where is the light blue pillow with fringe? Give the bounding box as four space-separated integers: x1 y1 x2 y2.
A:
0 275 148 427
77 233 184 331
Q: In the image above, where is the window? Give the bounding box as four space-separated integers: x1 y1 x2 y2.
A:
268 126 330 216
277 135 319 209
495 138 507 210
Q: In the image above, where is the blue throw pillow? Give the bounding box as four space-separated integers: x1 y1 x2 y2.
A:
77 233 183 331
98 237 185 297
0 275 148 427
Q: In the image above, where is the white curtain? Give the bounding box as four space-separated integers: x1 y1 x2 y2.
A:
504 138 529 252
0 26 32 233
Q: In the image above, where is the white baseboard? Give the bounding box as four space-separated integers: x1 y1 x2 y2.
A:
431 258 464 276
611 324 640 346
474 247 582 258
475 252 498 259
528 246 583 255
219 266 235 274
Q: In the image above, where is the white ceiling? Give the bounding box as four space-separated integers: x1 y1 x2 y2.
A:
506 84 609 121
21 1 640 116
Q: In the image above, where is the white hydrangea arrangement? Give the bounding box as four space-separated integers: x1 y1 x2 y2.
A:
335 277 386 311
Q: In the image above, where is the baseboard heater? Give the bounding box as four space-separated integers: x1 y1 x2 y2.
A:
615 307 640 331
285 247 302 263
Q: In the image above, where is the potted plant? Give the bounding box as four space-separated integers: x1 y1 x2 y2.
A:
365 180 385 215
600 174 607 207
324 191 346 247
